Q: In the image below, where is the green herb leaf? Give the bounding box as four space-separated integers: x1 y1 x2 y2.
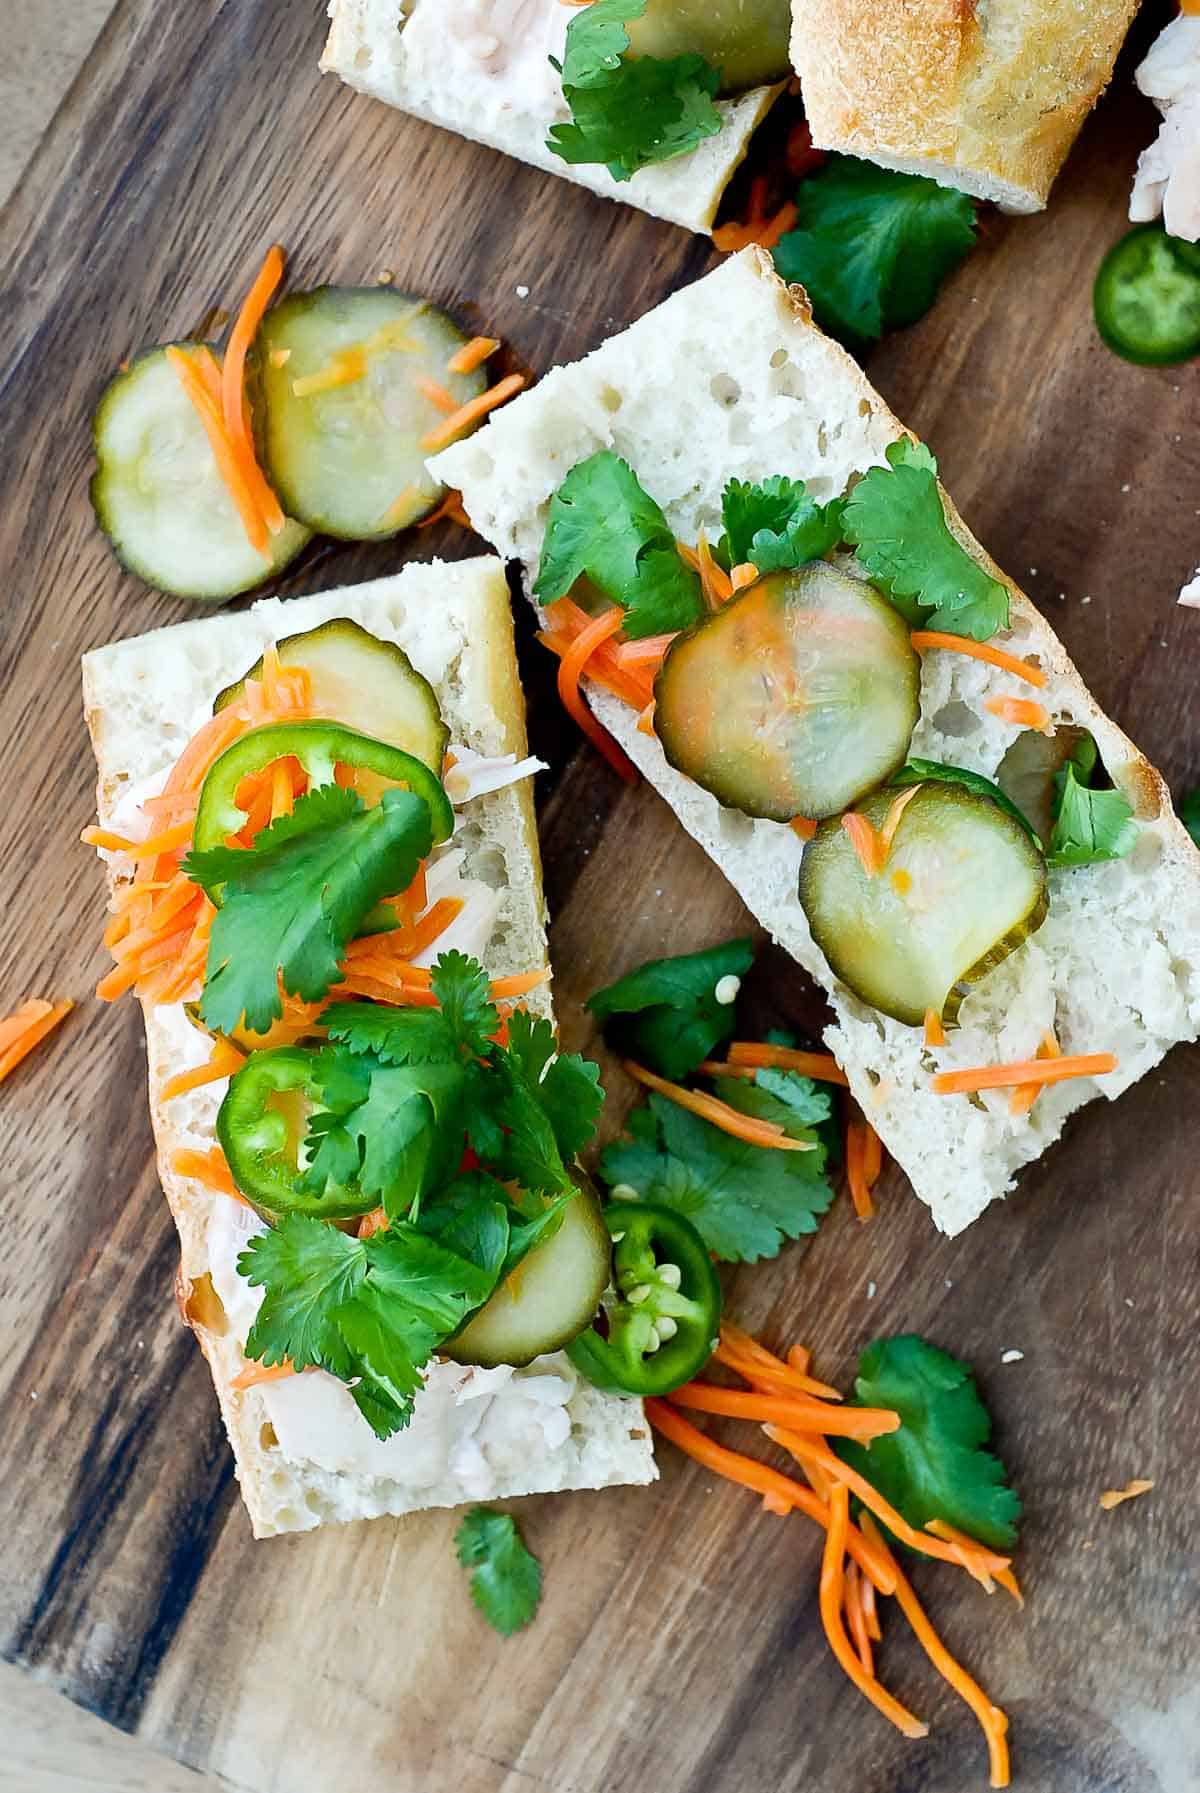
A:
188 785 433 1035
892 759 1041 847
533 451 704 639
836 1335 1021 1552
587 939 755 1080
842 440 1010 642
1181 787 1200 846
548 0 722 183
321 1001 457 1065
715 1067 833 1133
773 156 976 347
503 1009 605 1164
719 477 845 574
431 950 500 1058
1048 748 1137 868
599 1090 833 1262
455 1507 543 1636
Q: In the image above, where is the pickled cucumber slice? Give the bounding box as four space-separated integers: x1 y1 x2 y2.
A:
90 346 311 601
654 564 921 822
444 1180 612 1368
257 289 486 540
625 0 792 93
213 617 449 773
799 783 1048 1026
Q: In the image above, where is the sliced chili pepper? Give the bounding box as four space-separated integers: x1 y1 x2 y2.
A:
567 1201 721 1397
1093 224 1200 367
216 1045 369 1220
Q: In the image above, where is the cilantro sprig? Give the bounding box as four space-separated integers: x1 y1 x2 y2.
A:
836 1336 1021 1553
1181 787 1200 846
547 0 722 183
587 939 755 1080
843 440 1010 642
455 1507 542 1635
719 477 844 575
1047 736 1137 868
534 451 703 639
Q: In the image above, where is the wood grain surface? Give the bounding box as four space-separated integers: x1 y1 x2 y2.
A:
1 2 1198 1790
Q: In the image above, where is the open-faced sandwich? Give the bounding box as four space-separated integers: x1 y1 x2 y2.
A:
82 559 656 1536
322 0 1139 230
432 247 1200 1235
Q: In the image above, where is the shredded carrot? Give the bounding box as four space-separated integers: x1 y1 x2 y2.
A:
358 1207 389 1239
171 1147 249 1204
419 372 527 452
231 1360 298 1391
447 335 500 375
220 245 287 537
844 1560 875 1675
291 348 368 398
925 1521 1023 1603
553 606 640 783
614 634 677 668
714 1333 843 1403
790 815 818 841
877 785 921 861
637 702 656 737
163 708 253 797
490 967 552 1000
377 485 423 531
933 1051 1117 1095
821 1484 930 1739
761 1490 793 1516
644 1400 897 1594
764 1425 836 1501
696 533 733 607
859 1515 1010 1788
924 1009 946 1048
729 562 759 592
786 121 825 178
862 1120 883 1188
624 1059 814 1152
82 819 194 860
417 488 473 530
842 810 884 878
910 630 1046 690
165 346 268 555
727 1041 849 1086
845 1117 875 1221
415 374 459 414
269 347 291 368
985 694 1052 731
0 999 72 1084
539 621 654 713
667 1381 900 1441
860 1565 882 1642
160 1037 246 1102
1098 1478 1154 1511
712 194 799 255
1008 1029 1061 1116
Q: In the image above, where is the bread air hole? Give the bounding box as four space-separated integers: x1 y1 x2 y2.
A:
259 1423 278 1451
931 700 982 739
710 373 741 407
599 384 623 414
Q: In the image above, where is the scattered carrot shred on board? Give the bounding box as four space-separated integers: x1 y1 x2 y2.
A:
821 1484 931 1739
1008 1030 1061 1115
844 1116 875 1221
668 1381 899 1442
726 1041 849 1085
714 1327 843 1402
924 1008 946 1048
0 999 72 1085
446 335 500 375
219 245 288 536
623 1059 816 1152
1098 1478 1155 1511
926 1521 1023 1605
419 372 527 452
160 1037 246 1102
933 1052 1117 1095
910 631 1046 689
859 1515 1011 1789
985 694 1052 731
844 1560 875 1675
842 810 884 877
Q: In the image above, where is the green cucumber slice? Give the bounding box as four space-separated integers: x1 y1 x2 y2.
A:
90 345 310 601
256 289 486 540
799 783 1048 1026
654 564 921 822
624 0 792 93
444 1180 612 1369
213 617 449 775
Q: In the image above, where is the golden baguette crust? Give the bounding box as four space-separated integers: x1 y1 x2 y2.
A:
790 0 1141 211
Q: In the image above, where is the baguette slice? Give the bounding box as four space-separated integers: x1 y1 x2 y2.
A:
319 0 780 234
433 250 1200 1236
790 0 1140 213
82 559 656 1538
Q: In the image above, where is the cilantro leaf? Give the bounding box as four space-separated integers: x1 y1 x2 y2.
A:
188 785 433 1035
431 950 500 1058
239 1214 364 1375
587 939 755 1081
471 1052 573 1198
773 156 976 347
342 1062 467 1218
719 477 845 575
533 451 704 639
599 1091 833 1263
455 1507 542 1636
1181 788 1200 846
416 1171 512 1282
503 1009 604 1163
836 1335 1021 1552
892 759 1041 847
1047 740 1137 868
548 0 722 184
719 1067 833 1132
320 1001 457 1065
842 439 1010 642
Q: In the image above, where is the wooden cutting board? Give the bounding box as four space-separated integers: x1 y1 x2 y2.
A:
1 3 1198 1789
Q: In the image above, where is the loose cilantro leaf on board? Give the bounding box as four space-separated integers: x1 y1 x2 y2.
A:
1047 736 1137 867
455 1507 543 1636
599 1090 833 1262
587 939 756 1080
773 157 977 348
1181 788 1200 846
714 1067 834 1134
533 451 704 639
547 0 722 184
836 1335 1021 1553
892 759 1041 847
187 785 433 1035
842 440 1010 642
719 477 845 575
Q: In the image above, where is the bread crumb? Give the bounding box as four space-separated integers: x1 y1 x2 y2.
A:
376 270 395 285
516 285 530 298
867 1280 876 1299
1000 1349 1024 1363
1098 1478 1154 1511
1121 483 1131 493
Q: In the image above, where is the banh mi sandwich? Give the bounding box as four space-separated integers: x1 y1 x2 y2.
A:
433 248 1200 1236
82 559 656 1538
790 0 1141 213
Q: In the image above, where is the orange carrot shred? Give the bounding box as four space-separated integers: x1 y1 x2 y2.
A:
790 815 818 841
358 1207 389 1239
729 562 759 591
1009 1029 1061 1115
415 374 459 414
985 694 1052 731
160 1037 246 1102
845 1117 875 1221
842 810 884 878
821 1485 930 1740
934 1051 1117 1095
667 1381 900 1441
714 1334 843 1403
82 819 194 860
220 245 287 536
878 784 921 861
862 1120 883 1189
171 1147 249 1205
553 606 639 783
419 372 527 452
0 999 72 1084
446 335 500 375
417 489 473 530
637 701 656 737
844 1560 875 1675
924 1008 946 1048
166 346 269 554
695 532 733 607
726 1041 849 1085
624 1059 815 1152
231 1360 298 1391
910 630 1046 689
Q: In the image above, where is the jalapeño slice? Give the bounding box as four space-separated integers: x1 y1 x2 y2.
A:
799 783 1048 1027
217 1046 368 1220
1093 224 1200 367
213 617 449 774
654 564 921 822
624 0 792 94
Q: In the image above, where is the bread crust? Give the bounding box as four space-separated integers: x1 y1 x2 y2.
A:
790 0 1141 211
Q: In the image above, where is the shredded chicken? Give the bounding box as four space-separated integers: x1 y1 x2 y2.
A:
1130 14 1200 243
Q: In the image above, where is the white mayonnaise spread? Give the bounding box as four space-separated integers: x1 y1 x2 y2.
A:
1130 14 1200 242
402 0 572 121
